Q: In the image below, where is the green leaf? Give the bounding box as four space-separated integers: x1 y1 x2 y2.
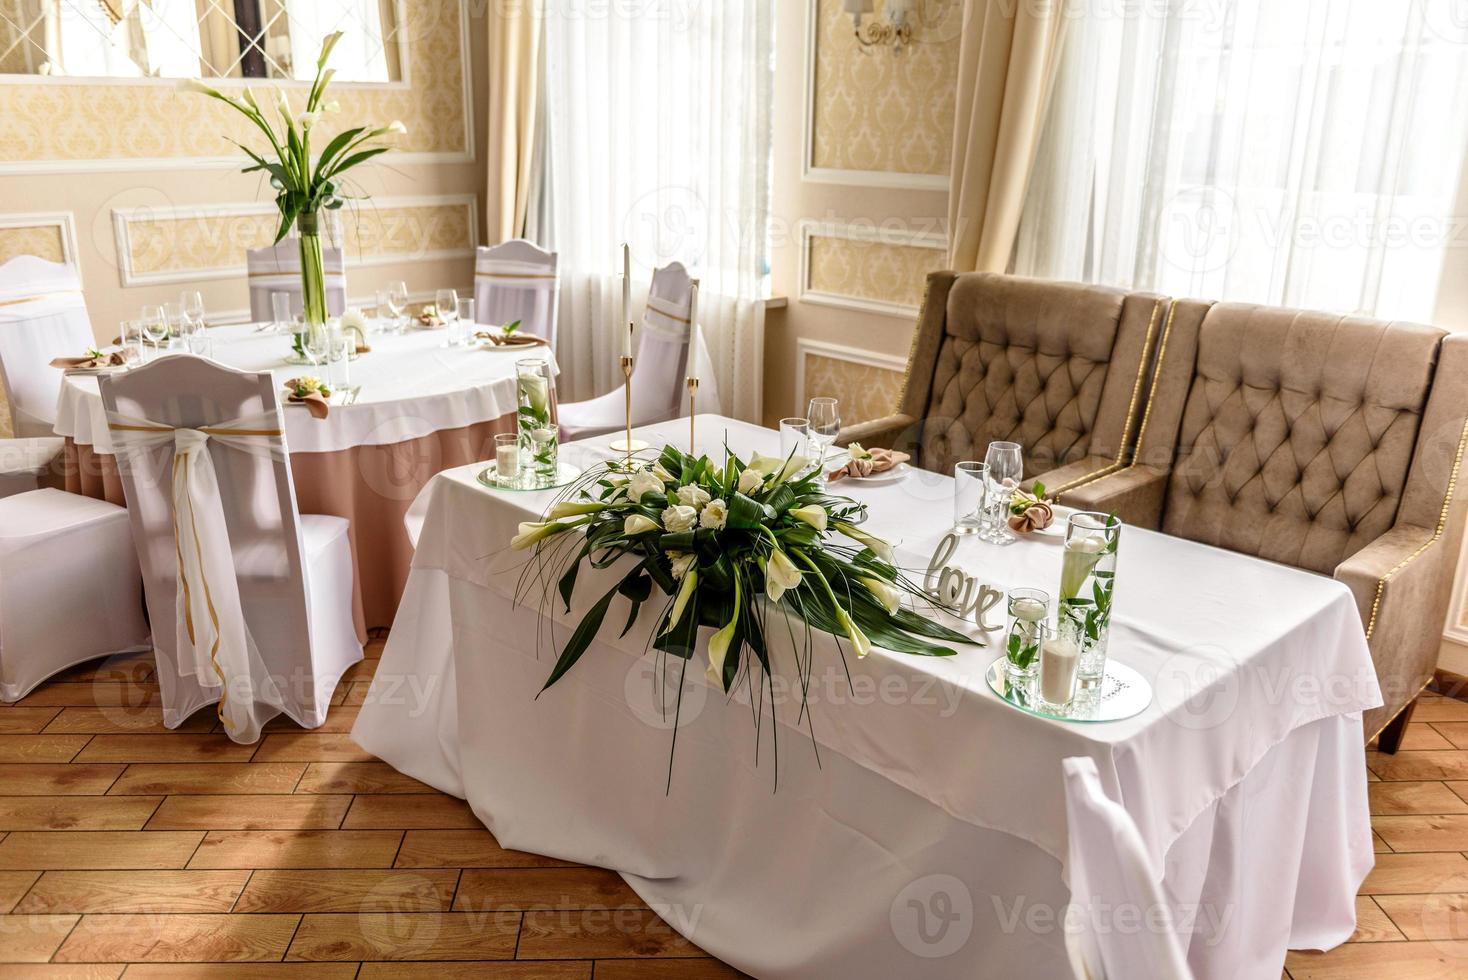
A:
727 492 774 529
617 571 651 637
557 540 593 611
540 560 649 693
322 146 389 181
313 125 366 177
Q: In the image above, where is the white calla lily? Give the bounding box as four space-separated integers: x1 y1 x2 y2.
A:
790 505 827 531
836 521 895 564
765 549 803 602
623 514 660 536
662 568 699 635
668 552 696 580
547 500 605 520
839 610 872 658
511 521 568 550
628 469 664 503
652 462 677 483
860 576 901 614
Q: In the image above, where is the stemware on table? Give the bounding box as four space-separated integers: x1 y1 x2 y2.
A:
806 397 840 472
436 288 460 347
981 441 1022 542
779 417 809 463
953 461 988 534
386 281 409 334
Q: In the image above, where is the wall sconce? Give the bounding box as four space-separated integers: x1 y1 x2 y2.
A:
845 0 915 54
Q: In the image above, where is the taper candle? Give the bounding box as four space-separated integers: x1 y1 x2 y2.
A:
621 244 631 355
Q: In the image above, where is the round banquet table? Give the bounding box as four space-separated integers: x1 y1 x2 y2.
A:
54 323 553 638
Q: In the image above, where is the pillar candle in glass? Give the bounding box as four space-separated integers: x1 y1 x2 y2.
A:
494 432 520 485
1058 512 1121 688
1038 621 1081 711
516 356 559 485
1004 587 1049 686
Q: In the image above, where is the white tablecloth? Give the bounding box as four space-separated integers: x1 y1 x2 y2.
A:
54 324 551 454
353 415 1380 980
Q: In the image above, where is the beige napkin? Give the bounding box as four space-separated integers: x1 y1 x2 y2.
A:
475 330 547 348
284 379 330 419
1008 490 1055 533
51 350 128 370
827 447 909 482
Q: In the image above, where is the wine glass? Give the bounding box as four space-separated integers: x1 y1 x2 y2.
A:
982 441 1023 542
807 397 840 469
386 281 408 334
304 324 331 367
436 288 460 347
139 305 167 360
180 290 205 326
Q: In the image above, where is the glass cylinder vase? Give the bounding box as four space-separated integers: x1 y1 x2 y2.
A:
516 355 558 485
1057 512 1120 689
296 212 329 327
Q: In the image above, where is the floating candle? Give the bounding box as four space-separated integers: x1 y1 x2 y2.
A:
1011 595 1047 623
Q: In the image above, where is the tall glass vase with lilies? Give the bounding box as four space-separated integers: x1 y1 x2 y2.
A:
179 32 405 356
511 444 978 786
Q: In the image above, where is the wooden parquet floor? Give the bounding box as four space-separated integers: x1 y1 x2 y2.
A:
2 641 1467 978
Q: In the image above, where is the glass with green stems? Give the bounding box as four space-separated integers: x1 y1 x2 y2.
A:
1057 511 1120 688
515 356 559 485
178 31 406 352
1004 587 1049 686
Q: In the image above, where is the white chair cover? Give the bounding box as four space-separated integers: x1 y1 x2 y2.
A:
99 355 361 741
560 261 721 440
0 256 96 438
0 437 63 499
0 488 150 702
1062 757 1195 980
246 239 348 322
474 240 560 345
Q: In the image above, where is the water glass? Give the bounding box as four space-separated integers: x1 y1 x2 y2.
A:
185 320 212 358
304 323 330 366
326 324 351 387
270 292 292 334
118 320 143 363
953 461 988 534
455 297 475 346
139 305 168 360
979 441 1022 541
807 397 840 468
779 417 809 464
1059 511 1121 689
1004 587 1049 685
180 290 205 325
494 432 520 485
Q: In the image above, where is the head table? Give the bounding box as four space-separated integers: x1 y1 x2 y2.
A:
53 323 551 636
352 415 1379 979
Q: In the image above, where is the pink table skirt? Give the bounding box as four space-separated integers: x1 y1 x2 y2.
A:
62 413 516 638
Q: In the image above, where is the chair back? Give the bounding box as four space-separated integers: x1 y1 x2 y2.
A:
632 261 699 421
246 240 347 322
1062 757 1194 980
1162 304 1443 574
904 272 1160 478
474 240 560 345
98 355 316 725
0 256 95 437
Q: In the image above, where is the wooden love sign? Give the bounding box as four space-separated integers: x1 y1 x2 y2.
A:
923 532 1003 634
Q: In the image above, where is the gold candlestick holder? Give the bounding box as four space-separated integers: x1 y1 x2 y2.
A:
686 377 699 454
608 329 648 461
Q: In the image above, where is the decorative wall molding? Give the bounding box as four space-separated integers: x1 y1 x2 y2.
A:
795 338 907 426
0 211 80 266
798 220 948 319
111 194 478 288
801 0 954 192
0 1 473 175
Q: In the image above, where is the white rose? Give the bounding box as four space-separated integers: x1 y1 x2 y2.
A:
700 498 728 530
662 505 698 534
669 552 696 580
628 469 664 503
675 484 711 510
737 468 764 495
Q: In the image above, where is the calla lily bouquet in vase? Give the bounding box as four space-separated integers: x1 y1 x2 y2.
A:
511 443 977 781
179 31 406 357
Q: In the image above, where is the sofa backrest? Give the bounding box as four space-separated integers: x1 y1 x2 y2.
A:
908 272 1162 478
1162 304 1446 574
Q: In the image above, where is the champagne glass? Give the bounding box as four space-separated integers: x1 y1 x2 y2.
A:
386 281 408 334
140 305 167 360
269 292 292 335
981 441 1023 542
436 288 460 347
807 397 840 469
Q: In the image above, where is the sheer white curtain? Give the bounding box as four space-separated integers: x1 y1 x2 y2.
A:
539 0 772 420
1014 0 1468 322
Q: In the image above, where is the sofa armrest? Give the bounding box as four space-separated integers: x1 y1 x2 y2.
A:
1334 523 1449 733
837 414 918 452
1026 455 1117 497
1054 465 1169 529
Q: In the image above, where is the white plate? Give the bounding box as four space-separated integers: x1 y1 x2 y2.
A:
847 462 910 484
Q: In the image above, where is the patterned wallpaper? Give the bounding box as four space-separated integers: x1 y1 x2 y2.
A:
807 234 947 310
124 202 474 277
810 0 962 175
0 0 465 162
0 224 65 264
804 353 904 426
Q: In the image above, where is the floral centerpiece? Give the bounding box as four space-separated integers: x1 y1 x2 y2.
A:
180 32 405 354
516 357 559 483
512 445 976 761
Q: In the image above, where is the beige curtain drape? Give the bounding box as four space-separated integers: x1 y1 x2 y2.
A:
946 0 1066 272
485 1 543 243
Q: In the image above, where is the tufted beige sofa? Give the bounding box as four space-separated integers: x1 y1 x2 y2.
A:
838 271 1166 494
1065 302 1468 751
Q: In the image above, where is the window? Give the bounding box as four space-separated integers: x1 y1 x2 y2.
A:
1014 0 1468 322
